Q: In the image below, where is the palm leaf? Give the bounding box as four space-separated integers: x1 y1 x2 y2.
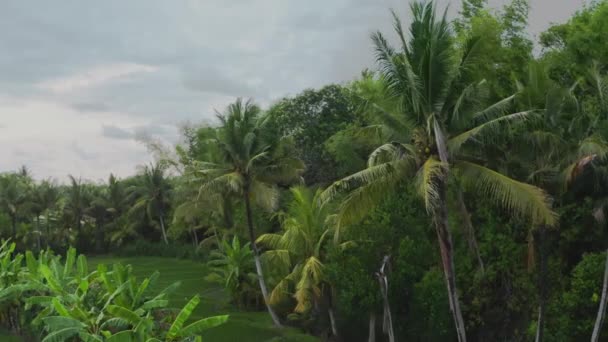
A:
448 110 533 156
455 161 557 226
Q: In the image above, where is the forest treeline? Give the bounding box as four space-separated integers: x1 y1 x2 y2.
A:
2 0 608 341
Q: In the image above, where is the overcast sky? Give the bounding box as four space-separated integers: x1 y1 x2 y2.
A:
0 0 587 182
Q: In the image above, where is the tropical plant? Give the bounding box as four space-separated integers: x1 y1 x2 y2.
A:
321 2 556 341
195 98 305 326
257 187 346 337
128 163 172 244
0 173 30 239
207 236 257 308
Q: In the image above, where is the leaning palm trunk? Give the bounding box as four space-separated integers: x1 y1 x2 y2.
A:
159 213 168 245
376 255 395 342
456 190 484 273
368 313 376 342
592 248 608 342
244 190 282 327
436 181 467 342
328 306 339 338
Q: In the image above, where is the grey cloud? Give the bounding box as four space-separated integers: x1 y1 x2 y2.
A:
181 67 265 98
71 142 99 161
102 125 133 140
0 0 586 180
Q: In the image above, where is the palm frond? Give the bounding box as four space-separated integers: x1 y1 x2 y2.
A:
455 161 557 226
415 158 447 212
448 110 533 156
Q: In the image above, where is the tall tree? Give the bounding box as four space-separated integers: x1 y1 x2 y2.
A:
28 180 59 250
0 173 30 239
63 176 89 238
128 163 172 244
197 98 305 327
321 3 556 341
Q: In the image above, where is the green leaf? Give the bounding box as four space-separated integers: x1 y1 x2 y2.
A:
180 315 229 336
39 264 62 293
77 254 88 279
41 327 80 342
167 296 200 338
64 247 76 277
106 330 136 342
51 298 71 317
106 305 142 325
41 316 86 330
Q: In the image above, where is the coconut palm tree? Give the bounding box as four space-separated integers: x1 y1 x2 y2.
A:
321 3 556 341
0 173 30 239
196 98 305 327
128 163 172 244
63 176 90 239
257 187 347 337
28 180 58 250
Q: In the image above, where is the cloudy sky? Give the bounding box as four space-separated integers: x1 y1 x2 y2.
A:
0 0 586 182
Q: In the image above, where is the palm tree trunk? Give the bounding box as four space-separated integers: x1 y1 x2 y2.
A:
456 190 484 273
535 226 548 342
592 248 608 342
368 313 376 342
435 180 467 342
244 188 282 328
36 215 41 252
328 306 339 338
377 255 395 342
327 288 339 338
96 219 104 253
46 210 51 248
10 215 16 240
159 213 168 244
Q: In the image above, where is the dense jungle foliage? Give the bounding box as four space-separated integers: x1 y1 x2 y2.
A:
3 0 608 341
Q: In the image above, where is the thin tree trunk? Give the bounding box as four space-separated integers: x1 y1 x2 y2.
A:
592 248 608 342
328 307 339 338
11 215 16 240
456 190 484 273
368 313 376 342
159 213 168 244
192 228 199 248
244 188 282 327
535 226 548 342
436 180 467 342
376 255 395 342
36 215 41 252
96 219 104 253
46 210 51 248
327 288 340 338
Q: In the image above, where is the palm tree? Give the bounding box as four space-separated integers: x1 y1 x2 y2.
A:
63 176 90 240
28 180 58 250
128 163 172 244
321 3 556 341
196 98 305 327
257 187 346 337
0 173 30 239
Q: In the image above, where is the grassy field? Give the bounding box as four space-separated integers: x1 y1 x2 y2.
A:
2 256 318 342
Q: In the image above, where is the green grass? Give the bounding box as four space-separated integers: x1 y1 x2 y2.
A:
89 256 318 342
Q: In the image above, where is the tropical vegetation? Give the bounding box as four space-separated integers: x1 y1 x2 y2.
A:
2 0 608 341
